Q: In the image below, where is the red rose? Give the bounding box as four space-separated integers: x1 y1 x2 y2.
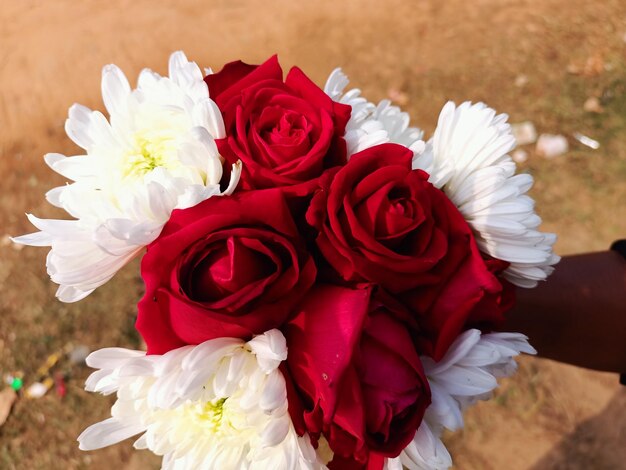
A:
136 189 316 354
306 143 510 360
284 285 430 468
205 56 351 195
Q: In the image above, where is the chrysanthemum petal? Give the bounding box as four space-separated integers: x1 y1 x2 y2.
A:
324 68 424 158
101 64 131 117
388 420 452 470
248 328 288 373
78 418 145 451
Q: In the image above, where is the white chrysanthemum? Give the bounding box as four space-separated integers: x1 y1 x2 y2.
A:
414 102 559 287
78 330 325 470
386 329 535 470
324 69 425 156
13 51 241 302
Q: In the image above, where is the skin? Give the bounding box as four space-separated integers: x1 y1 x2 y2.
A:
501 250 626 374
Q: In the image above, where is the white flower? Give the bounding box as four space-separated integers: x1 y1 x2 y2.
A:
324 69 425 156
422 329 536 431
12 51 241 302
414 102 559 287
386 329 535 470
385 420 452 470
78 330 325 470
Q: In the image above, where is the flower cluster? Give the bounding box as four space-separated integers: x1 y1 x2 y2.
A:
15 52 557 469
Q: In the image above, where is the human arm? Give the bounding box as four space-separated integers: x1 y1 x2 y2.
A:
501 247 626 374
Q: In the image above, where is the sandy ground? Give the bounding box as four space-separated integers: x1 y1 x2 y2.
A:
1 1 625 469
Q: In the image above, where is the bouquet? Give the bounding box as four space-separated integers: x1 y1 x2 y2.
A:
14 52 558 469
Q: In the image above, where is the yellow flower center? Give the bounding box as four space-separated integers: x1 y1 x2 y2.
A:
122 130 179 180
190 398 228 433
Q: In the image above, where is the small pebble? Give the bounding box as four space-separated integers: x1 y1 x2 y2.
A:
514 75 529 87
387 88 409 106
536 134 569 159
26 381 50 399
69 345 90 365
573 133 600 150
512 149 528 163
583 97 603 113
511 121 537 146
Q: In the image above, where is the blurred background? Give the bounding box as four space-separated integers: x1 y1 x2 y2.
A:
1 0 625 468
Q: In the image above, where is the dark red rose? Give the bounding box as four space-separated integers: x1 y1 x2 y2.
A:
306 143 511 360
205 56 351 195
284 285 430 468
402 252 514 361
136 189 316 354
